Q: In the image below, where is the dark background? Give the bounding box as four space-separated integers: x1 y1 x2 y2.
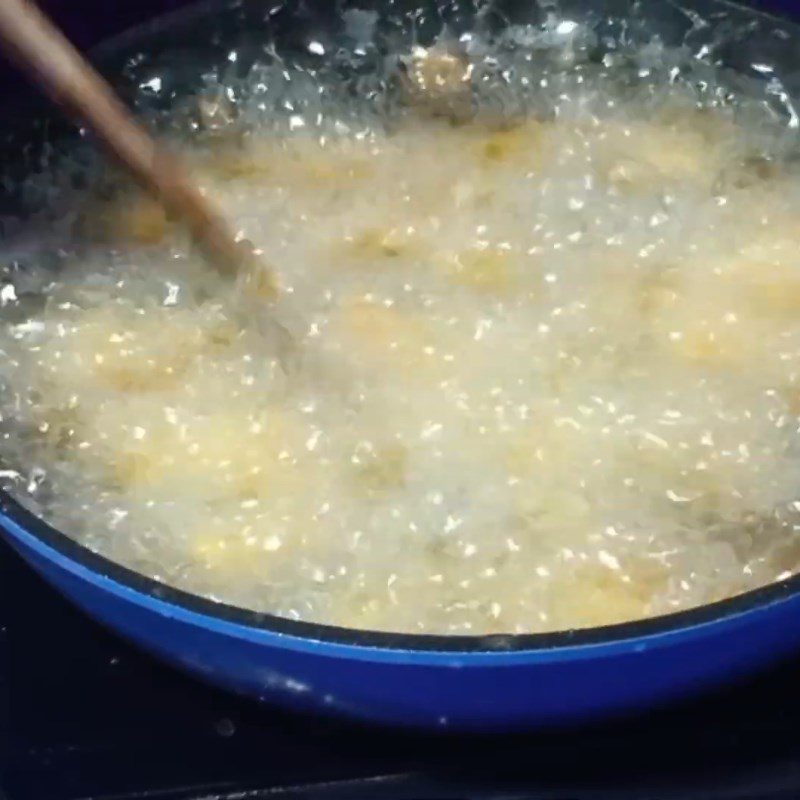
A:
0 0 794 93
0 0 793 85
24 0 800 50
0 1 189 93
40 0 190 48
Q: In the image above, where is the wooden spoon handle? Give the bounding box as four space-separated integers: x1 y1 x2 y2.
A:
0 0 243 274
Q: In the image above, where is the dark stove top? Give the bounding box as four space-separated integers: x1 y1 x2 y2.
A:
2 537 800 800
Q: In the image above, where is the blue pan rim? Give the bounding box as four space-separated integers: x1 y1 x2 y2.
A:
4 0 800 655
3 485 800 652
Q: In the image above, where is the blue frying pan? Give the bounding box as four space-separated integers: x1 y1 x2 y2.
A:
2 0 800 731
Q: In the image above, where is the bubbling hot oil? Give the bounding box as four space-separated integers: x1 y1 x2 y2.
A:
3 26 800 634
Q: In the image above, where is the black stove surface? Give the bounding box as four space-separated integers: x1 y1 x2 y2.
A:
2 537 800 800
